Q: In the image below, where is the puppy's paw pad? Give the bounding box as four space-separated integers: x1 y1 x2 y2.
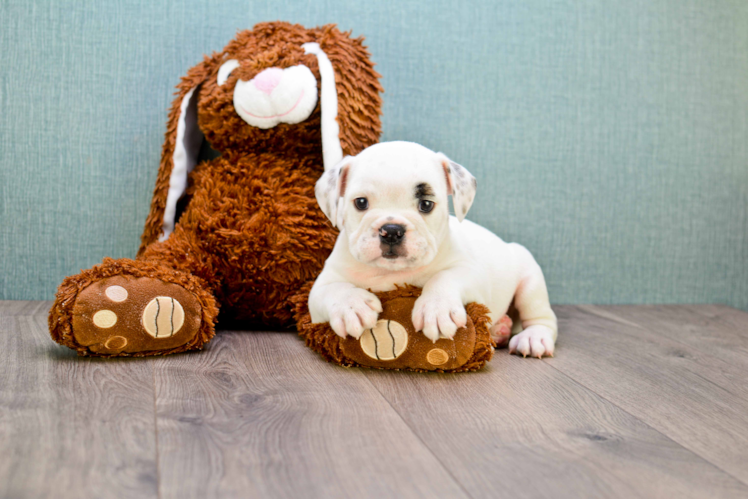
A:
508 325 555 359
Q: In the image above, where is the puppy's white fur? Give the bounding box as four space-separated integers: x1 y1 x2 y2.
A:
310 141 557 358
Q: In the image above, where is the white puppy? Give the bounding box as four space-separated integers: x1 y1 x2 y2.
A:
309 141 557 358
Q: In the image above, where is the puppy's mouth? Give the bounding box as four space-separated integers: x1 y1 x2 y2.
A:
380 244 405 260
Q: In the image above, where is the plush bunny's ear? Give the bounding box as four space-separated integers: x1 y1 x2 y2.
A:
437 153 477 222
311 26 383 160
303 42 343 171
315 156 353 228
137 58 215 256
159 86 204 241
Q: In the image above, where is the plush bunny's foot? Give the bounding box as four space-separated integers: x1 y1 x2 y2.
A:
50 258 218 357
295 284 497 372
71 276 204 355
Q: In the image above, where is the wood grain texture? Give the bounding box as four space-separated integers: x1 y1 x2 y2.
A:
3 302 748 498
152 330 467 498
0 301 158 498
548 305 748 486
0 299 51 317
363 349 748 498
590 304 748 364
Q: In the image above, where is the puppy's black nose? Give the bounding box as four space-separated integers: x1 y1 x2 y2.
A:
379 224 406 245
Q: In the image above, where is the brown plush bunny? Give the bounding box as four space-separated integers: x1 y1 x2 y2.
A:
49 22 383 357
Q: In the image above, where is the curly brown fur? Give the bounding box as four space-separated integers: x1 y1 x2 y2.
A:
50 22 382 356
139 22 382 253
139 152 338 326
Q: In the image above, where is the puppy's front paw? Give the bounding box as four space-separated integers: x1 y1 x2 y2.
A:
509 325 555 359
412 293 467 343
328 288 382 339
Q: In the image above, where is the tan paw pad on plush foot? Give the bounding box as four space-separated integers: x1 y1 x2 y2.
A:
359 319 408 361
72 276 202 355
142 297 185 338
426 348 449 366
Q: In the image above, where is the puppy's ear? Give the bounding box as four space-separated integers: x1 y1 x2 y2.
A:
437 153 476 222
315 156 354 228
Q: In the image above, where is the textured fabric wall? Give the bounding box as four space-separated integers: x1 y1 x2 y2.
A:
1 0 746 310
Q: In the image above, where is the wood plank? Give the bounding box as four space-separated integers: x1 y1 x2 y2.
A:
5 301 747 498
0 299 51 317
589 304 748 367
587 305 748 404
704 304 748 330
363 348 748 498
0 302 158 498
572 304 748 407
547 305 748 487
153 330 467 498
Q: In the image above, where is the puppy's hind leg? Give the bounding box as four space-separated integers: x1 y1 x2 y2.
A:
489 313 513 348
507 244 558 359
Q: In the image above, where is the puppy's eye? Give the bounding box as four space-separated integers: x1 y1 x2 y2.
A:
217 59 240 86
419 200 435 213
354 197 369 211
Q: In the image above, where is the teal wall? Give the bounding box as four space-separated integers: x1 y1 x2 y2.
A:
1 0 747 310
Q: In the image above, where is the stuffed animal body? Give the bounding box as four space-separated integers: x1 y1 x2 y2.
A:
49 22 383 356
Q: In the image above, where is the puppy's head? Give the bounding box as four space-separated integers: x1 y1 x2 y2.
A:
316 141 476 271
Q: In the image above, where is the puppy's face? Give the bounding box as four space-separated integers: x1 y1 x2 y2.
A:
316 142 476 271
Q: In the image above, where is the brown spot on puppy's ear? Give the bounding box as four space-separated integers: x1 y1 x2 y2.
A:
442 161 453 195
315 155 354 228
436 153 476 222
339 164 349 197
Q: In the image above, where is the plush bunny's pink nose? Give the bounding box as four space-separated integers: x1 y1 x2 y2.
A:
252 68 283 95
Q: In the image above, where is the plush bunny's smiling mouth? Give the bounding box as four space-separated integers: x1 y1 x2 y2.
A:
233 65 318 129
239 90 305 119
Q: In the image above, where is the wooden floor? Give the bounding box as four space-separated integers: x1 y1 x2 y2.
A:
2 302 748 498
